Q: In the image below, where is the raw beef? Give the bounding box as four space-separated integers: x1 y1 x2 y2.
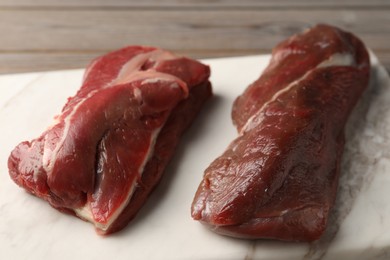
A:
191 24 370 241
9 46 212 235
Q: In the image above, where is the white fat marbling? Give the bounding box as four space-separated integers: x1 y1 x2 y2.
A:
1 54 390 260
241 52 354 133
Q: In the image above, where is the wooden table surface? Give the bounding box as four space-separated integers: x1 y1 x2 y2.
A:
1 0 389 74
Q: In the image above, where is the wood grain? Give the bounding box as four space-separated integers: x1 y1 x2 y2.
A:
0 0 389 8
0 0 389 74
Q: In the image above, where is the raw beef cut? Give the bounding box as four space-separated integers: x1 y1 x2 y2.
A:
8 46 212 235
191 24 370 241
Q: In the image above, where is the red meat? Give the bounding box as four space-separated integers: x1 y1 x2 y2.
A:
191 24 370 242
9 46 212 235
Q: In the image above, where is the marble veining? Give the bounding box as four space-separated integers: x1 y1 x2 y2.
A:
304 60 388 259
0 54 390 260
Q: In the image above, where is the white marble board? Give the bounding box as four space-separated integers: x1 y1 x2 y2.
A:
1 54 390 260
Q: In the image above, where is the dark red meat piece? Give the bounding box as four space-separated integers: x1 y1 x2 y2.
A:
191 24 370 242
9 46 212 235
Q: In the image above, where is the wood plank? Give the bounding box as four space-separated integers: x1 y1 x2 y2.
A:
0 0 389 8
1 50 389 75
0 9 389 52
0 52 97 74
0 50 259 74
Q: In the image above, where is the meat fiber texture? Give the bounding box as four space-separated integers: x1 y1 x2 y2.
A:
191 24 370 242
8 46 212 235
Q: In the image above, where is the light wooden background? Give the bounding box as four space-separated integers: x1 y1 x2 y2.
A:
0 0 389 74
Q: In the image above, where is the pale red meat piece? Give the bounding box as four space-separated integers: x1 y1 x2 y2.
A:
9 46 212 234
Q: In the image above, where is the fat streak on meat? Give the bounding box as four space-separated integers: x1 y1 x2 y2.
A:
191 24 370 242
8 46 212 234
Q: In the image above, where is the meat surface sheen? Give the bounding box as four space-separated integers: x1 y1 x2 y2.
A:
191 24 370 242
8 46 212 235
